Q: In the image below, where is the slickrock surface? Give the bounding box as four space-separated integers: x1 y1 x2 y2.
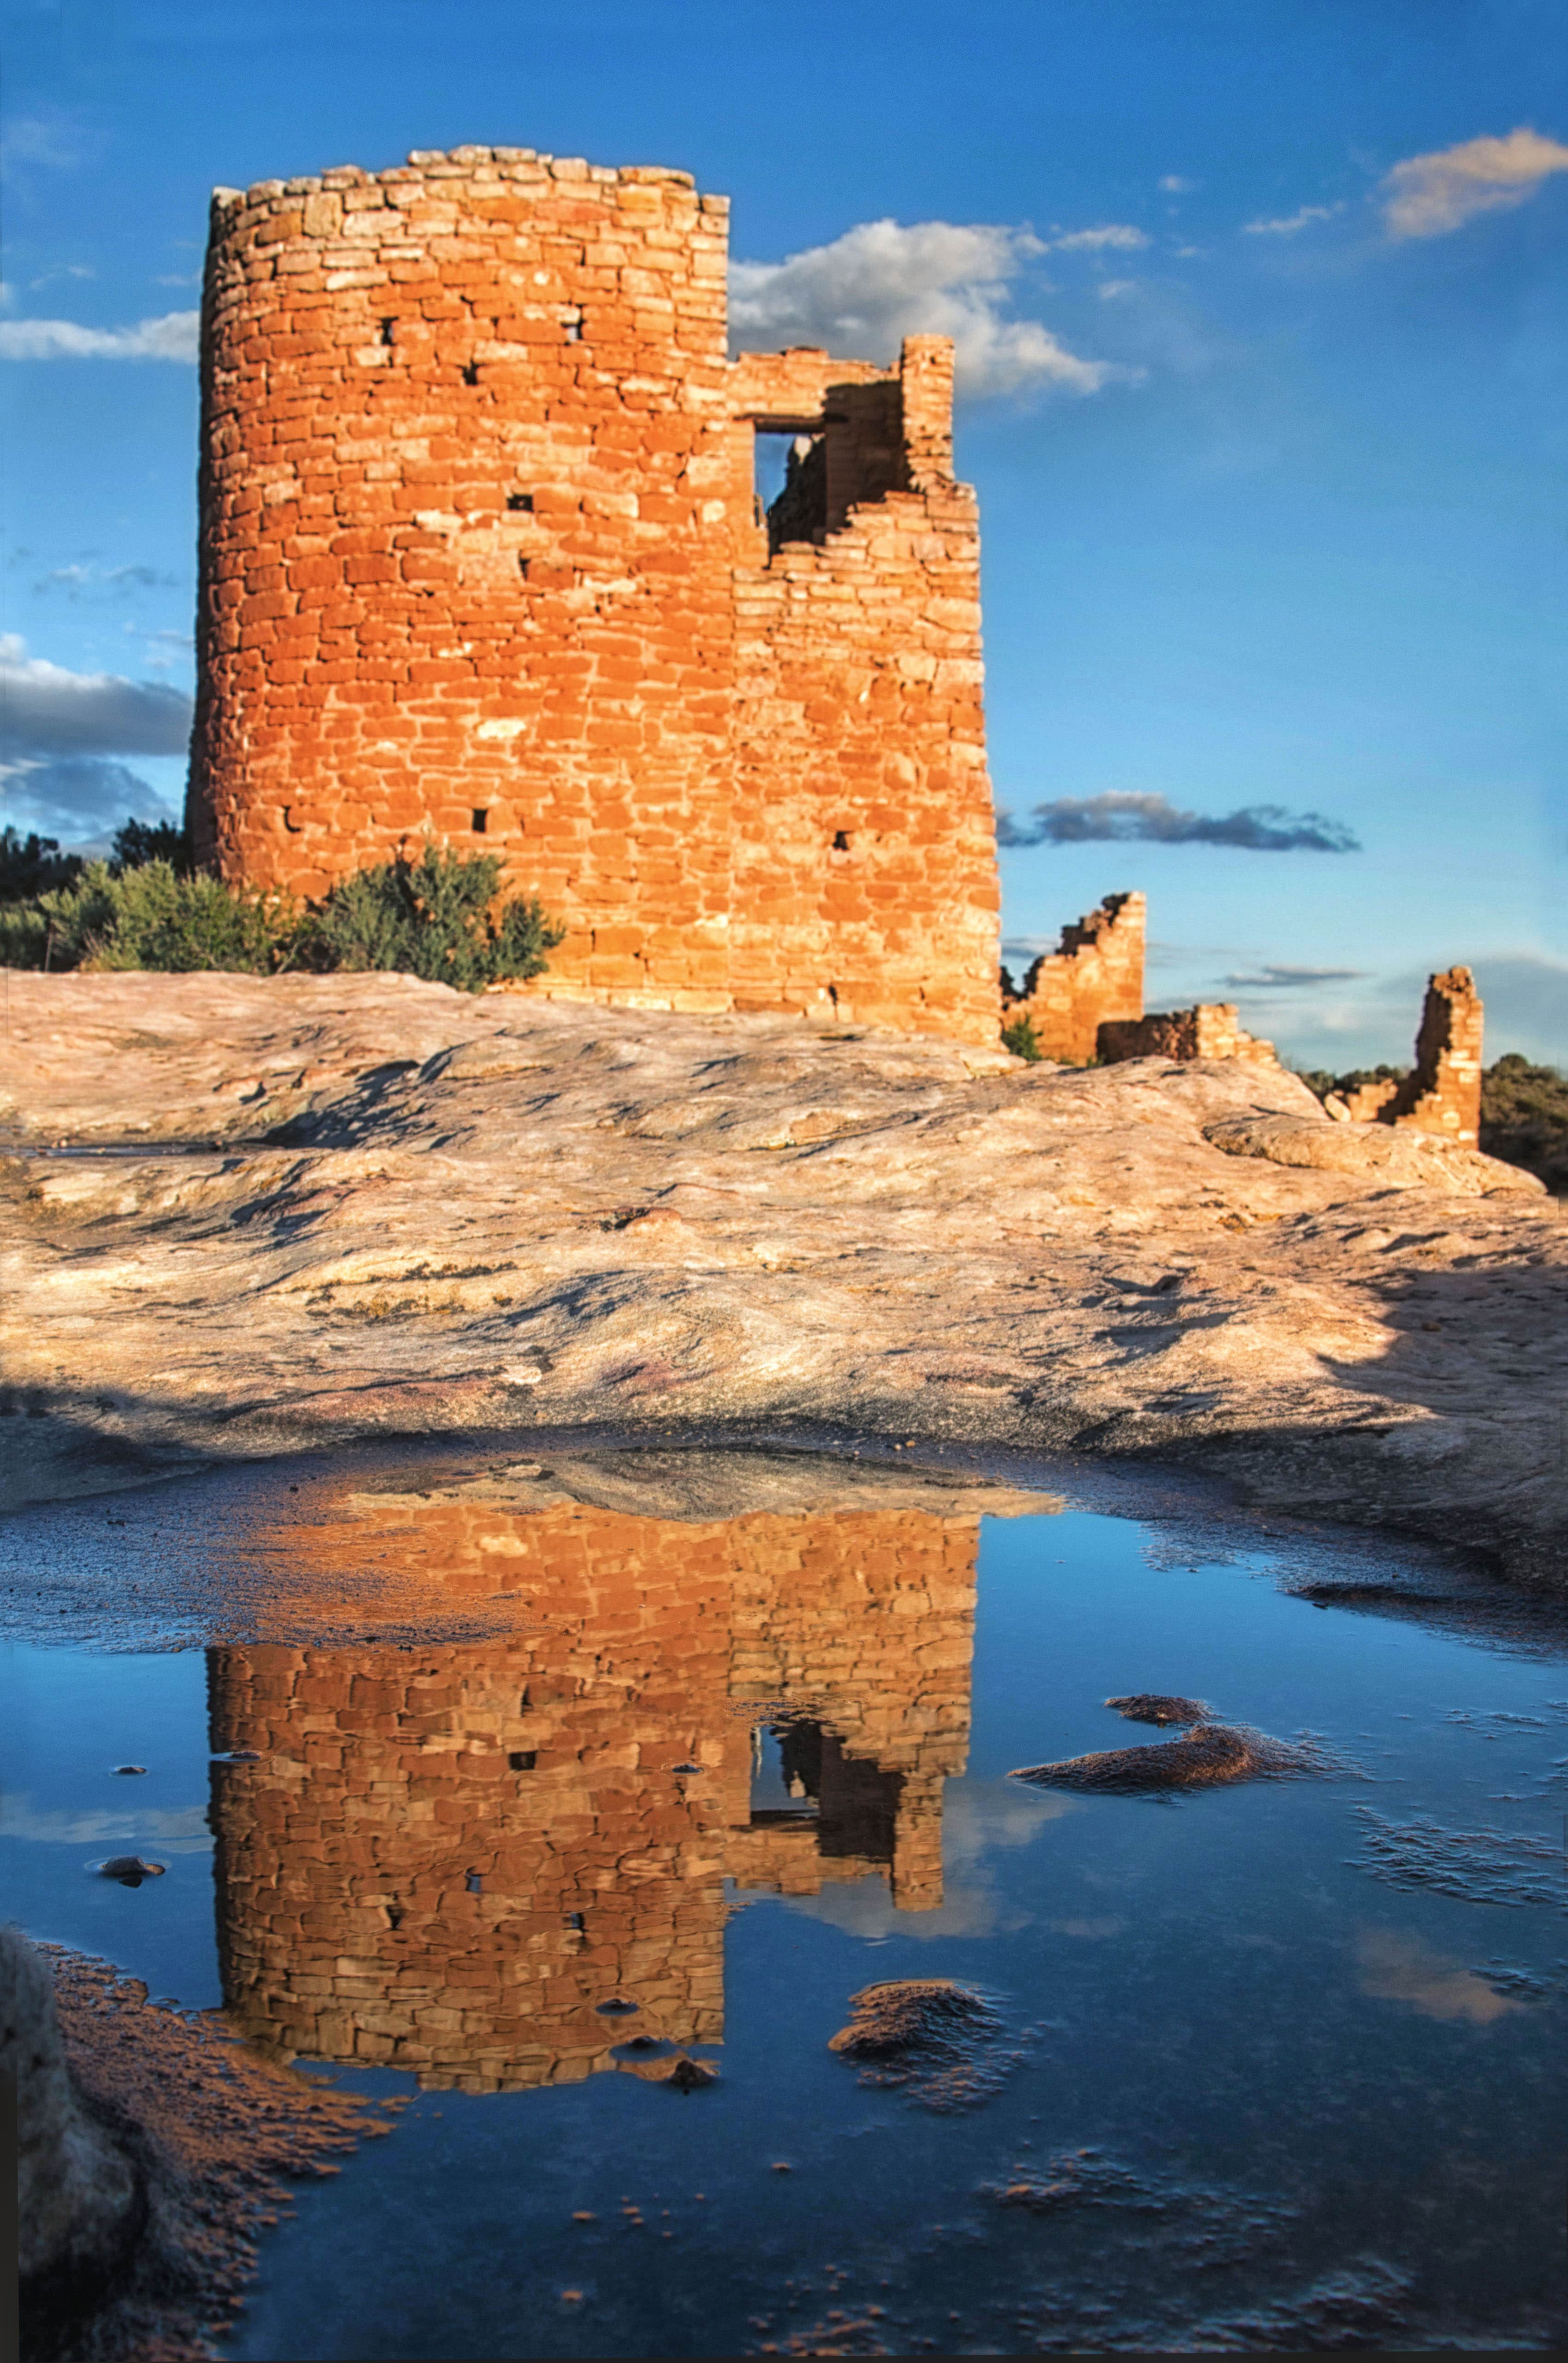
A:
1 971 1563 1585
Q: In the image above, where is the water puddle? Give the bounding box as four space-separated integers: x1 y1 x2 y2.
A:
3 1442 1564 2354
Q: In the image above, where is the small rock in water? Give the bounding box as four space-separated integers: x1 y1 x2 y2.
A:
665 2057 717 2092
1104 1694 1208 1727
110 1765 147 1776
1013 1724 1315 1795
95 1857 166 1885
829 1979 1015 2111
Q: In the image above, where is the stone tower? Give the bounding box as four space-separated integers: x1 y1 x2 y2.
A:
188 144 999 1042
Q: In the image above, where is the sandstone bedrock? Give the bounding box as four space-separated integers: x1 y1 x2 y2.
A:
1 972 1563 1589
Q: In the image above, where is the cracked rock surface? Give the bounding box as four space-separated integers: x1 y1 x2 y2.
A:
0 971 1563 1586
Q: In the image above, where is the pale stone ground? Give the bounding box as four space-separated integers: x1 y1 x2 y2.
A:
2 971 1564 1586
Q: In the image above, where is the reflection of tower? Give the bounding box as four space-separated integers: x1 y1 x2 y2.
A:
208 1492 982 2091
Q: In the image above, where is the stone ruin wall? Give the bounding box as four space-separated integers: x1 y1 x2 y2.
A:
188 145 998 1043
1097 1001 1278 1069
1000 890 1145 1061
207 1497 976 2092
1333 967 1483 1147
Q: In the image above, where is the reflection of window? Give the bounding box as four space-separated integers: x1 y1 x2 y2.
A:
748 1720 903 1867
750 1722 819 1816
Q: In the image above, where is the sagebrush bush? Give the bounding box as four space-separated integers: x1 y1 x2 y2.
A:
8 859 299 974
1001 1013 1044 1061
311 842 563 989
0 831 565 991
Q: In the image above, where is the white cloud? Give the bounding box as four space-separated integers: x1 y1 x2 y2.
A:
1044 224 1150 252
1243 202 1346 237
1098 279 1137 301
0 309 198 361
1159 175 1195 195
0 755 180 840
730 218 1130 399
0 634 193 755
0 114 88 173
1381 126 1568 239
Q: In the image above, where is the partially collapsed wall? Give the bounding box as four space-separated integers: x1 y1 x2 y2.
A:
1331 968 1483 1146
1000 891 1145 1061
187 145 998 1042
1098 1002 1278 1068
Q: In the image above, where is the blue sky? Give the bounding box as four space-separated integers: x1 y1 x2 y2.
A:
2 0 1564 1070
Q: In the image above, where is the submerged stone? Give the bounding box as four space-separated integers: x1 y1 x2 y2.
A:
1104 1694 1208 1726
1012 1723 1315 1795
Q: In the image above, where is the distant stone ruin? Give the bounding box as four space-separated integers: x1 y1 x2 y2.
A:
1098 1002 1278 1068
1329 967 1483 1147
999 891 1145 1060
187 144 998 1042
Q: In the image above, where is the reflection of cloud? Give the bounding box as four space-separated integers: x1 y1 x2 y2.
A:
0 1793 213 1852
730 219 1129 399
781 1779 1077 1942
1046 1916 1124 1937
1355 1926 1521 2024
1381 127 1568 240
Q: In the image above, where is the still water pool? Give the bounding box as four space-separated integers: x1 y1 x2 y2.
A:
3 1442 1564 2354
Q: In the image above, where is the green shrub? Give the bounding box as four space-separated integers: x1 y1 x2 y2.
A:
0 826 82 902
12 859 300 974
1 834 565 991
1480 1053 1568 1195
1001 1013 1044 1062
310 841 564 990
109 817 193 875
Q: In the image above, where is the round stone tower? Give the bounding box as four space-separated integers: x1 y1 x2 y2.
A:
189 145 1000 1040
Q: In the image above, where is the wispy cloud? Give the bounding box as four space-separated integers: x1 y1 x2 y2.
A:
38 560 181 600
1159 175 1196 195
1097 279 1137 301
1381 126 1568 239
998 790 1360 853
0 114 89 174
1243 202 1346 237
1224 963 1368 988
730 219 1133 399
1044 224 1150 253
0 310 198 361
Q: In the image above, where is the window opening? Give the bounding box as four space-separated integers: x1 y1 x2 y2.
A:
756 429 827 555
506 491 534 512
832 831 851 853
562 309 583 343
378 318 395 346
461 359 479 385
471 808 488 834
508 1749 536 1771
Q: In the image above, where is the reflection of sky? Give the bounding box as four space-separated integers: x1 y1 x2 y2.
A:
0 1794 212 1851
783 1779 1076 1942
